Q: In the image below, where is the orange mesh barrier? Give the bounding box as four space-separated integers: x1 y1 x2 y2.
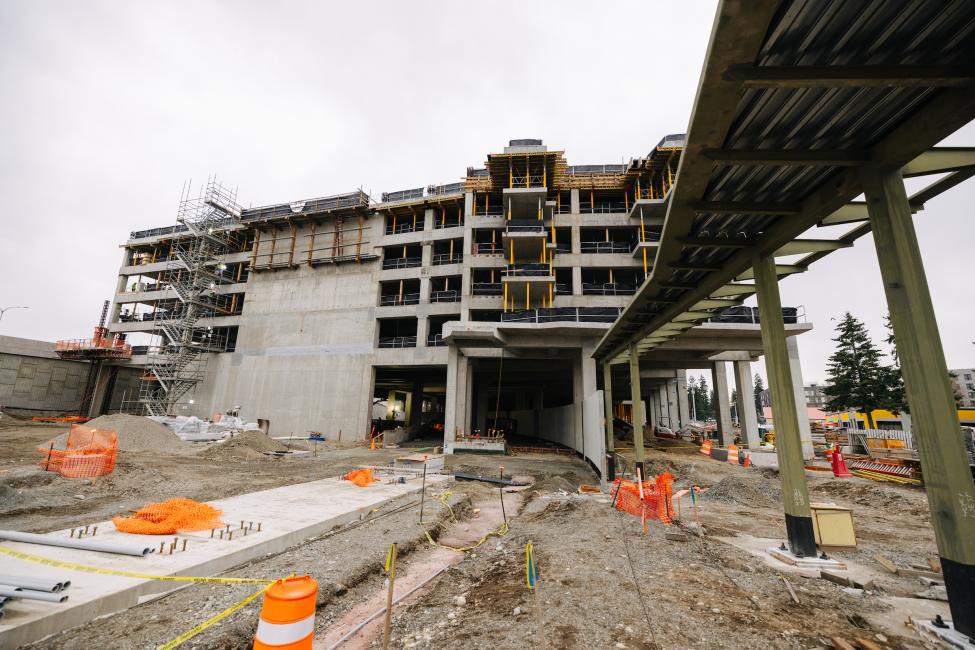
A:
342 468 378 487
39 425 118 478
113 498 224 534
611 472 675 525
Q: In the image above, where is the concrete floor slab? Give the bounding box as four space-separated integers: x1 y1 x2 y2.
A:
0 474 448 648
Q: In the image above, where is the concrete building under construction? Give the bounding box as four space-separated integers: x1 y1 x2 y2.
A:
101 136 814 470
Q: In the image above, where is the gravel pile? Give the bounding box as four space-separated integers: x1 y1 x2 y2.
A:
200 430 289 460
701 474 782 507
48 414 190 453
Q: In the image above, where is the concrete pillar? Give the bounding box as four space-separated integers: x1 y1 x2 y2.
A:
863 165 975 634
408 381 423 431
754 253 815 558
628 345 645 476
676 370 690 429
422 208 434 233
570 189 580 214
571 267 583 296
416 316 429 348
666 380 678 430
602 361 616 479
572 351 585 456
386 389 399 421
733 361 760 449
786 337 814 459
711 361 734 446
444 346 470 450
581 345 598 464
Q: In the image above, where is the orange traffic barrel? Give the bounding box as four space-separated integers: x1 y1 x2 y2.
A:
254 575 318 649
699 440 712 456
727 444 739 464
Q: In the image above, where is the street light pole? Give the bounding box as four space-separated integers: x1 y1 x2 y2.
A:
0 306 29 322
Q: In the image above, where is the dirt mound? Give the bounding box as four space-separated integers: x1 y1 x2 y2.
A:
47 414 190 454
201 430 288 460
701 474 781 507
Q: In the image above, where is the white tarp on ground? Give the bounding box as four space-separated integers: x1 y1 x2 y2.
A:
148 415 260 442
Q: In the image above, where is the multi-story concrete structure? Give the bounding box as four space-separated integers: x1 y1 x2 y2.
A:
951 368 975 408
103 137 815 468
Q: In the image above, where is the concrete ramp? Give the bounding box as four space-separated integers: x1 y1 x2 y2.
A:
0 474 447 648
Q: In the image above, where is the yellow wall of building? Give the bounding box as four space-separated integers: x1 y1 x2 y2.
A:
824 408 975 426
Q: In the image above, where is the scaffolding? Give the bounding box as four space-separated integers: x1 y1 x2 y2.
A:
138 179 241 416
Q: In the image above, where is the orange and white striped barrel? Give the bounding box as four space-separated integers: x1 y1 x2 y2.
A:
254 575 318 649
699 440 712 456
727 444 739 464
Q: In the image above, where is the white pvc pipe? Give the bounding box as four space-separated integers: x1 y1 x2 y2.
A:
0 574 68 592
0 530 153 557
0 585 69 603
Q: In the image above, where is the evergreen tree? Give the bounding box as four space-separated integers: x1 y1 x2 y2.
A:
695 375 712 420
753 374 766 422
884 314 962 410
823 312 891 428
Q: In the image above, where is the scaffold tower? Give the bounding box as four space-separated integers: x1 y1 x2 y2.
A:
139 179 241 416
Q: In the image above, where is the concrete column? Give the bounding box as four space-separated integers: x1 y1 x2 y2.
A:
602 361 616 479
570 189 580 214
571 267 583 296
666 380 678 430
754 253 815 558
676 370 690 429
711 362 734 446
386 390 399 421
572 351 585 456
581 345 598 460
422 208 434 232
416 316 429 348
863 165 975 633
628 345 645 476
444 346 470 450
421 242 433 267
786 337 814 458
733 361 760 449
408 381 423 430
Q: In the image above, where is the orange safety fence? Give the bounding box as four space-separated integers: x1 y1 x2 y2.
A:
113 498 224 535
38 424 118 478
611 472 675 525
342 468 378 487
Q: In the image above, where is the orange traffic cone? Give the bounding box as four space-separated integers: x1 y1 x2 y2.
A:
253 575 317 649
831 447 852 478
727 444 739 465
743 453 751 468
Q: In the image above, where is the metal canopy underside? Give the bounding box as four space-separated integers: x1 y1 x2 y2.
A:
595 0 975 364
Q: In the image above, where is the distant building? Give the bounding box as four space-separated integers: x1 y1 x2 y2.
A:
951 368 975 408
803 382 827 408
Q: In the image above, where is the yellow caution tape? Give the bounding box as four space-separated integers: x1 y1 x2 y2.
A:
0 546 274 585
156 580 274 650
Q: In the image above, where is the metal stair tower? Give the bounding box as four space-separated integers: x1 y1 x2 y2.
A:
139 179 241 416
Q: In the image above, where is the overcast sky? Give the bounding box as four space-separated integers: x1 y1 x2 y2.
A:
1 1 972 387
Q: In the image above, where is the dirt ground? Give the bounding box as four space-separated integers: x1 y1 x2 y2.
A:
0 419 953 649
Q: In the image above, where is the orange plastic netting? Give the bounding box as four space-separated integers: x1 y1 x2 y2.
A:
342 468 378 487
113 498 224 535
611 472 675 525
38 424 118 478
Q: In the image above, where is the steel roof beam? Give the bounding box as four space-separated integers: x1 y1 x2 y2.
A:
736 264 804 280
776 239 852 255
710 283 758 298
702 149 870 166
901 147 975 177
724 64 975 88
688 200 802 215
676 236 751 248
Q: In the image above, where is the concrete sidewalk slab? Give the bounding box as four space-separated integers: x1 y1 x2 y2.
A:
0 474 448 648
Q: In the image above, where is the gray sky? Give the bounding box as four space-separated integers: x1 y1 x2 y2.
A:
1 1 972 387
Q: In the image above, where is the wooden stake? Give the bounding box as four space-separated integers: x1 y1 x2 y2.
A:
499 466 508 525
419 461 428 524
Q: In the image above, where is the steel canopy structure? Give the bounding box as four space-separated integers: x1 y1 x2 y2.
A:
594 0 975 638
594 1 975 363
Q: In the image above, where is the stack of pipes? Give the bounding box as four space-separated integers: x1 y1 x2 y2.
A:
0 574 70 604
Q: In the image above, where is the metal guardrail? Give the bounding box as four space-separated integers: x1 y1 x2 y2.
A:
708 306 804 325
434 219 463 230
382 257 422 269
629 234 662 251
432 254 463 265
579 202 628 214
472 243 503 255
567 164 626 174
582 282 637 296
427 182 465 196
380 294 420 306
430 290 460 303
382 187 424 202
580 241 631 254
427 334 447 346
510 174 545 187
506 223 545 233
385 223 420 235
242 190 369 221
503 263 552 277
500 307 623 323
378 336 417 348
472 282 503 296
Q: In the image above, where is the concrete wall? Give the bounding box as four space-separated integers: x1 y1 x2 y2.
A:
583 390 605 475
0 336 140 415
538 403 575 447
